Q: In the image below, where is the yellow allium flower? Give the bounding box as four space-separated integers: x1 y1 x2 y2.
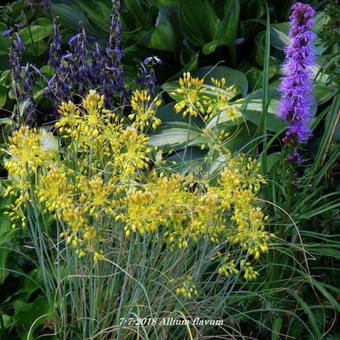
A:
129 89 162 131
172 72 205 117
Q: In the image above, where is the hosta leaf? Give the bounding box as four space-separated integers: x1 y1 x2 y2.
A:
206 108 243 129
13 296 51 339
202 40 218 55
0 23 11 56
165 146 207 173
179 0 218 46
40 129 59 152
240 89 286 132
19 18 51 45
149 122 203 151
0 84 7 108
74 0 111 36
125 0 152 26
270 23 289 50
52 1 93 35
192 66 248 96
143 6 179 52
0 70 11 88
216 0 240 62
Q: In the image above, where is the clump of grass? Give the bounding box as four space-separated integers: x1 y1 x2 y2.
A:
3 86 271 338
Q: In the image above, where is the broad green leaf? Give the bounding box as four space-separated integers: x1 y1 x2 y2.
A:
179 0 218 46
206 110 242 129
272 317 283 340
314 83 337 104
313 65 337 104
217 0 240 63
0 84 7 108
149 122 203 151
259 152 281 174
0 217 12 284
23 269 43 298
0 23 11 56
165 146 207 173
202 40 218 55
240 89 286 132
13 296 51 339
52 2 92 34
143 6 179 52
74 0 111 35
19 18 51 45
0 70 11 88
242 0 266 20
192 66 248 96
270 23 289 50
125 0 152 26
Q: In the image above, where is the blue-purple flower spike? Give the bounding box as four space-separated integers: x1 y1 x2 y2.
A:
137 56 162 98
278 2 316 147
8 34 36 125
107 0 126 105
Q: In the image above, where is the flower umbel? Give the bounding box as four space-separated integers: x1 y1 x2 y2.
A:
173 72 204 117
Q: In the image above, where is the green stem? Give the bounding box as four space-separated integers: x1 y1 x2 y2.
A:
181 114 192 174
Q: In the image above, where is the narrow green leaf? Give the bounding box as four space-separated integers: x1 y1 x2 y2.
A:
290 291 321 340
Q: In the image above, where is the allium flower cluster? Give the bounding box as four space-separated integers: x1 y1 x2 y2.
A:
278 2 316 148
5 88 271 280
172 73 242 122
129 89 162 131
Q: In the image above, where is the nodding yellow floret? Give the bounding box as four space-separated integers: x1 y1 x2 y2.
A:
175 279 198 298
129 89 162 131
5 126 55 177
172 72 205 117
242 262 259 281
203 77 241 121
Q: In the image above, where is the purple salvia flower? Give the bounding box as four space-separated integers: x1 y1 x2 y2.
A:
68 29 92 97
137 56 162 98
106 0 126 105
49 21 62 69
44 2 128 110
47 22 72 107
2 28 14 37
8 34 36 125
26 0 52 11
143 56 162 65
278 2 316 146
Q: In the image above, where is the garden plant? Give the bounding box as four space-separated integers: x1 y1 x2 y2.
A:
0 0 339 339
